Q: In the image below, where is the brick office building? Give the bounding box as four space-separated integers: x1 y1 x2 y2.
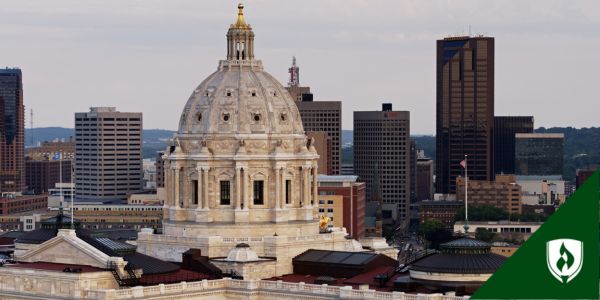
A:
317 175 366 239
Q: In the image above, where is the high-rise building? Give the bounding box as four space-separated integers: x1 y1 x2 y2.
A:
409 139 417 203
0 68 25 193
285 57 341 175
494 116 534 175
306 131 332 175
436 36 495 194
515 133 564 176
354 103 410 223
25 158 71 194
155 151 165 188
74 107 143 201
416 152 434 201
296 100 342 175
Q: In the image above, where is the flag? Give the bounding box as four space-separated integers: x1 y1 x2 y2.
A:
459 159 466 169
52 152 62 160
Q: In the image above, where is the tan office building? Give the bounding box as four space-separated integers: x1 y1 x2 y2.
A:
456 174 522 215
74 107 143 201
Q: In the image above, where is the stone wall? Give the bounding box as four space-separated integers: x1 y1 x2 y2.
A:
81 278 469 300
0 267 117 299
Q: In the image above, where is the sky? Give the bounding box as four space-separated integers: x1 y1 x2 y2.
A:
1 0 599 134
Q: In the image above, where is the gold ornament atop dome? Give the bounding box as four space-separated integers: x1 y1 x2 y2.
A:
232 3 250 29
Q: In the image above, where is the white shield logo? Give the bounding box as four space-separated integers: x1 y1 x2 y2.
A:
546 239 583 283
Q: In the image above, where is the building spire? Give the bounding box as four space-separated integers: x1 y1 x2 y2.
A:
233 3 248 29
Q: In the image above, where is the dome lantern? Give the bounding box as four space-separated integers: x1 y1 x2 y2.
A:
227 3 254 61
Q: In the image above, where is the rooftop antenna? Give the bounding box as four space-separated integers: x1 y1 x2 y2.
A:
468 24 472 37
30 109 34 146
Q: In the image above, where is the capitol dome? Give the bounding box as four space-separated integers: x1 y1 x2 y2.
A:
177 4 304 137
159 3 320 239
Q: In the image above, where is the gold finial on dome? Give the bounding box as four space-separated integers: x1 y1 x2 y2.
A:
233 3 249 29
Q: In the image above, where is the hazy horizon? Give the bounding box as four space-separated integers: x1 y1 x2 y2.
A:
2 1 598 133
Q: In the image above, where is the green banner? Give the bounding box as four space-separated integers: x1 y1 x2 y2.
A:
472 171 599 299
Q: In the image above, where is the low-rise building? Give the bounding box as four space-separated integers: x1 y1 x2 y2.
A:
456 174 522 215
0 193 48 215
517 175 565 205
416 200 462 232
490 242 519 257
317 175 366 239
454 221 542 237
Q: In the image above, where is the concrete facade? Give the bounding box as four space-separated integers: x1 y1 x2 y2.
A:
353 104 411 224
74 107 143 201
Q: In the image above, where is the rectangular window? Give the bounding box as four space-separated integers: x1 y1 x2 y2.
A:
220 181 231 205
285 180 291 204
253 180 264 205
193 180 199 205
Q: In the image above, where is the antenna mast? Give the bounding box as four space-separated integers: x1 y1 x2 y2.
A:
30 109 34 146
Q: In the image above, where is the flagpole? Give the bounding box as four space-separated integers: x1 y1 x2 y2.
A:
70 162 74 230
59 151 63 210
464 154 469 234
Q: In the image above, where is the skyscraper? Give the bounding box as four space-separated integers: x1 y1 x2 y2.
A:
296 100 342 174
354 103 410 224
287 58 342 175
436 36 495 194
515 133 564 176
494 116 534 175
74 107 143 201
0 68 25 193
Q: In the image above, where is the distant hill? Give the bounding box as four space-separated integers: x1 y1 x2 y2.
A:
26 126 600 181
340 127 600 182
25 127 175 159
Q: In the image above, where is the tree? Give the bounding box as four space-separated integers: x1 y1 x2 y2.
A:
455 204 508 221
418 219 452 249
475 228 496 243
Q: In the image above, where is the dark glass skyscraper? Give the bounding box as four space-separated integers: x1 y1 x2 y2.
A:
515 133 564 176
436 36 495 194
494 116 534 175
0 68 25 193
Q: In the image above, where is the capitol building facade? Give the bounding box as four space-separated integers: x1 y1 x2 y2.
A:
134 3 391 278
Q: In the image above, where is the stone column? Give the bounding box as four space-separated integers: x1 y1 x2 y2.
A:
302 167 309 207
196 167 203 209
173 166 180 208
280 167 285 209
274 166 280 209
164 162 171 206
312 165 318 207
202 167 210 210
235 167 242 210
244 170 250 210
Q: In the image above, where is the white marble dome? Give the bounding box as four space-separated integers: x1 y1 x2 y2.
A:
160 3 320 233
225 243 260 262
178 61 304 136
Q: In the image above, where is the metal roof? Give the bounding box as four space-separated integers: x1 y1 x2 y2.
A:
294 249 376 266
410 253 506 274
441 238 490 249
317 175 359 183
